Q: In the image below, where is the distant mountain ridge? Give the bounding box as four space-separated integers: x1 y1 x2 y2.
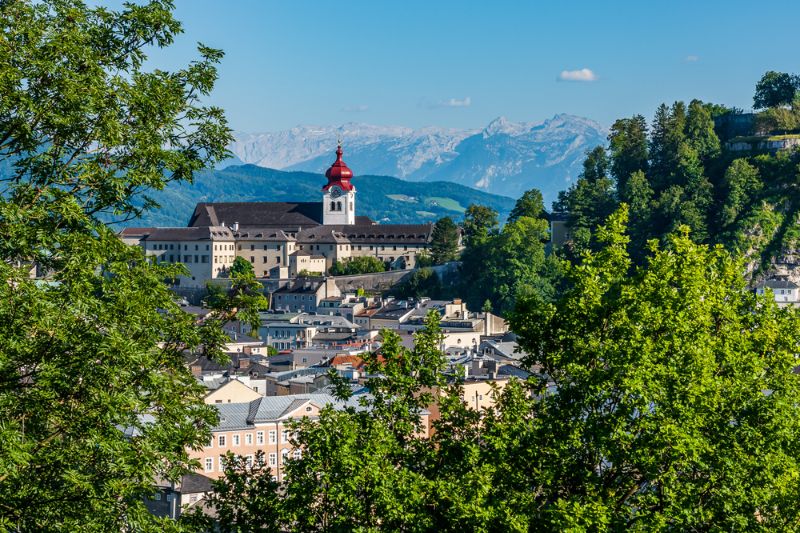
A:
117 165 516 228
227 114 608 201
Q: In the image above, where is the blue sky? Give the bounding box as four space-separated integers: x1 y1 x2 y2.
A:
149 0 800 132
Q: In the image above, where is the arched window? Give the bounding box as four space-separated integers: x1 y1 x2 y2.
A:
330 201 336 211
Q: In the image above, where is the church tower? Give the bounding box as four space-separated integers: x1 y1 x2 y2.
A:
322 143 356 225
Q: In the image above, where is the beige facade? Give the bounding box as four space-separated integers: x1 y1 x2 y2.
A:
288 252 326 277
232 228 297 278
129 226 235 288
204 379 262 405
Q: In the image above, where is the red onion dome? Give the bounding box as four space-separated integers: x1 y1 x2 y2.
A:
323 144 355 191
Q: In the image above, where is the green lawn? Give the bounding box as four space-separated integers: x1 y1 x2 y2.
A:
425 196 466 213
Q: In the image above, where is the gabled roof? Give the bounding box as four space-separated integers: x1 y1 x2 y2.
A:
188 202 323 228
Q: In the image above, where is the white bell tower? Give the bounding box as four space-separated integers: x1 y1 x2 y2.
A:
322 143 356 225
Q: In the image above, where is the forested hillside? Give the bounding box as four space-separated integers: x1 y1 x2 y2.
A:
114 164 515 227
554 71 800 280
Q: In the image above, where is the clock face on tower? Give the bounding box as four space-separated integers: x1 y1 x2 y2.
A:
329 186 343 199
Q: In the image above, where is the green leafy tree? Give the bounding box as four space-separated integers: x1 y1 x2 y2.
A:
686 99 721 162
461 204 499 248
649 102 687 192
329 255 387 276
0 0 257 529
181 451 283 533
507 188 545 223
510 206 800 529
552 146 616 254
229 256 254 278
753 70 799 109
608 115 649 198
720 158 761 227
430 216 460 264
394 267 443 299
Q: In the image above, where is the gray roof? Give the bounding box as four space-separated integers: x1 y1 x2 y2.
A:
142 226 233 241
188 202 323 228
762 279 799 290
211 393 367 430
233 228 296 242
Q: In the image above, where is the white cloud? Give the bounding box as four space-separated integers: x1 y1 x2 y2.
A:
341 104 369 113
685 55 700 62
429 96 472 109
557 68 598 82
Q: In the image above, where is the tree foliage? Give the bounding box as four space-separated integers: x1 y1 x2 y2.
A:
509 206 800 530
429 216 460 264
0 0 257 529
753 70 799 110
329 255 387 276
459 196 559 313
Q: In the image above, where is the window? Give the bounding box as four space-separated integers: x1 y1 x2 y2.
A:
233 434 240 447
263 256 268 263
269 430 277 444
281 448 289 462
293 449 302 459
269 453 277 466
219 455 225 472
250 256 254 263
281 429 289 443
153 492 162 501
246 455 254 467
205 457 213 472
330 201 336 211
256 431 264 445
218 435 226 447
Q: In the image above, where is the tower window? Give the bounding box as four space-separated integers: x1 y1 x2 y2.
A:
330 201 336 211
337 201 342 211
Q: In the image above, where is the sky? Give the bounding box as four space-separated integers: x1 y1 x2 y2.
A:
145 0 800 133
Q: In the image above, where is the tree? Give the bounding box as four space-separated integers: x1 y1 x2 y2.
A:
508 188 545 223
719 158 761 227
181 451 283 533
329 255 387 276
753 70 799 109
509 207 800 529
461 204 499 248
552 146 616 254
430 216 460 264
608 115 649 198
0 1 240 529
685 99 721 162
394 267 442 299
229 256 254 278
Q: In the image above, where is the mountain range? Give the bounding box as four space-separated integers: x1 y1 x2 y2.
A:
226 114 608 202
117 165 517 228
